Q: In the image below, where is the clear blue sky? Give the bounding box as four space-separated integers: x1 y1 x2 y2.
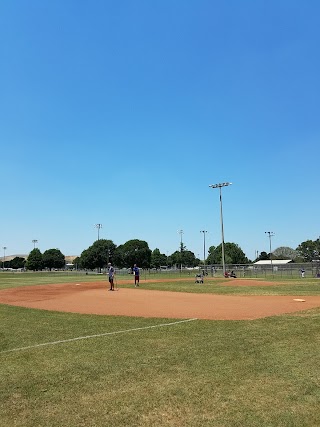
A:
1 0 319 261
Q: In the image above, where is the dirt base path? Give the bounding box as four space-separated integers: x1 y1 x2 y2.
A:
1 280 320 320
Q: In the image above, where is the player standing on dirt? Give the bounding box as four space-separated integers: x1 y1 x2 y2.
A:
133 264 140 287
107 262 115 291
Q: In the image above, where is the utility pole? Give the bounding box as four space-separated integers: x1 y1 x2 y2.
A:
209 182 232 276
95 224 102 240
3 246 7 270
178 230 184 273
265 231 275 275
200 230 208 271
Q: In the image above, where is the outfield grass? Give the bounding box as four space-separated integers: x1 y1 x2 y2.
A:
1 271 320 296
0 272 106 290
110 279 320 296
1 274 320 426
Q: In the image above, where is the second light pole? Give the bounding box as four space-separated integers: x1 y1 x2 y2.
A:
95 224 103 240
265 231 275 274
3 246 7 270
209 182 232 276
178 229 184 273
200 230 207 271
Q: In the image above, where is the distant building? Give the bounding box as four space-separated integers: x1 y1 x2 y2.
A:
0 254 79 263
254 260 292 266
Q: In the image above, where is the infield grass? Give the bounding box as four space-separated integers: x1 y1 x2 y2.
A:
1 273 320 426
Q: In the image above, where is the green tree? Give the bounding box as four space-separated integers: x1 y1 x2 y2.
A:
72 257 81 269
26 248 43 271
150 249 167 269
169 250 181 267
78 249 90 269
255 251 269 261
296 239 320 262
2 260 10 269
207 243 248 264
10 257 26 269
182 250 198 267
206 246 217 264
79 240 116 270
114 239 151 268
167 255 174 267
42 249 65 270
179 242 186 252
169 249 198 268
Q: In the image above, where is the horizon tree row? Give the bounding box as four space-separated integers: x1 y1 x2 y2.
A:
73 239 200 270
4 236 319 271
24 248 65 271
254 237 320 263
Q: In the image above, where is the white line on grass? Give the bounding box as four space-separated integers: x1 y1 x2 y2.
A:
1 318 198 354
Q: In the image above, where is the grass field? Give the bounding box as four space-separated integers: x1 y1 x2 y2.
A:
1 273 320 426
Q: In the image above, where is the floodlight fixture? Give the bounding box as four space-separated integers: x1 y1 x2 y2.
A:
32 239 38 249
209 182 232 189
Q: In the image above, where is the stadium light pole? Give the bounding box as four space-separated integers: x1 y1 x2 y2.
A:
32 239 38 249
178 229 184 273
200 230 208 271
95 224 102 241
265 231 275 274
209 182 232 276
3 246 7 270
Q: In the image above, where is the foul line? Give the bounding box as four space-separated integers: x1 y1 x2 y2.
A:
1 318 197 354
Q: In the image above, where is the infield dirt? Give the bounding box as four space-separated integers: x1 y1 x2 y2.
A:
1 279 320 320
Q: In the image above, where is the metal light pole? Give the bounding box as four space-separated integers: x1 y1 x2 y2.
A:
209 182 232 276
178 229 184 273
265 231 275 274
3 246 7 270
95 224 102 240
200 230 208 271
32 239 38 249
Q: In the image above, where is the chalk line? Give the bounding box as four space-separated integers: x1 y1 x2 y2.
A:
1 318 197 354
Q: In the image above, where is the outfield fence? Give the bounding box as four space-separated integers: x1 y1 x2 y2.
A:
1 262 320 279
202 262 320 279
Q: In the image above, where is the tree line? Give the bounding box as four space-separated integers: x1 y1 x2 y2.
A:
2 237 319 271
254 238 320 263
1 249 66 271
74 239 201 270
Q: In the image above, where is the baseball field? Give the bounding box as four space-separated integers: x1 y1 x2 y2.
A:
1 272 320 426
